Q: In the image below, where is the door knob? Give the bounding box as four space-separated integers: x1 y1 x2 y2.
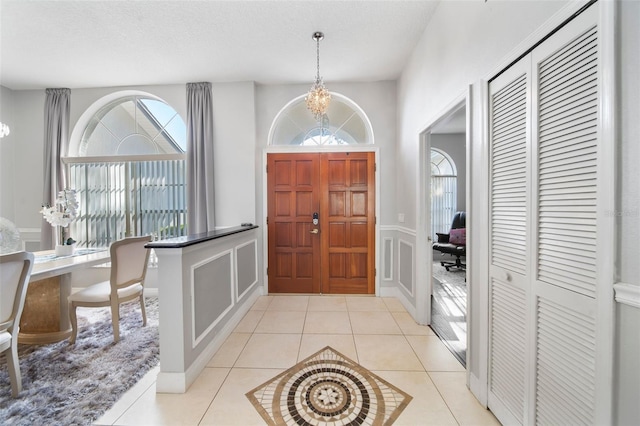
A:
310 229 319 234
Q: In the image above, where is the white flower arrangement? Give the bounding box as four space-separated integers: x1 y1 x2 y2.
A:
41 189 79 246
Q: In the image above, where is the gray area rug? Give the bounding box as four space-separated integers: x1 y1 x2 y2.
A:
0 297 159 425
431 258 467 367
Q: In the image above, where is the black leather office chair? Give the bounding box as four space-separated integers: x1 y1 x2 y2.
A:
433 211 466 271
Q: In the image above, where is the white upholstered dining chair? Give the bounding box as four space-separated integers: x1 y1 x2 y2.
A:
68 235 151 344
0 251 34 397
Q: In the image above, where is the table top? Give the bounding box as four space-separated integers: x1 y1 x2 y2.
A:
31 248 110 281
146 224 258 249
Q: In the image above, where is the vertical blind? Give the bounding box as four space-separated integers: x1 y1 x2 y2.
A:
431 176 457 240
67 159 187 249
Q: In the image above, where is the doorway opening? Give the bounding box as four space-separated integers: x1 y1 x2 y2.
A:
421 102 468 367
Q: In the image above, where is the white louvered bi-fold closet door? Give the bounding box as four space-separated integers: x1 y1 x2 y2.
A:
488 5 606 425
531 6 600 425
488 54 532 426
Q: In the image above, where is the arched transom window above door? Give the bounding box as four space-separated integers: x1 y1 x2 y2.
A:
269 93 374 146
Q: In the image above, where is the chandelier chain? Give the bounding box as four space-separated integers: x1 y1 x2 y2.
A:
316 36 321 81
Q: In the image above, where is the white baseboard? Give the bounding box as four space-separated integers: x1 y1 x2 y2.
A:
469 371 488 408
155 371 189 394
155 286 262 393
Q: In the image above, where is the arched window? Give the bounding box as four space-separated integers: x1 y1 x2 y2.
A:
65 94 187 248
78 96 186 156
269 93 373 145
431 148 457 240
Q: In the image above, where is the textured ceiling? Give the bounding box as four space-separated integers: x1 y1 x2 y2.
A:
1 0 439 90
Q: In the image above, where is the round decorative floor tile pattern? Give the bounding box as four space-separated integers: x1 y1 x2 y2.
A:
246 346 412 425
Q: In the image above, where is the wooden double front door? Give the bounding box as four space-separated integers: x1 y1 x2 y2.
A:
267 152 375 294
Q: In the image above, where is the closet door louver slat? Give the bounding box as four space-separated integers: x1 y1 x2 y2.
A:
536 25 598 298
488 57 531 425
490 279 527 422
531 8 600 425
536 297 596 425
490 73 528 276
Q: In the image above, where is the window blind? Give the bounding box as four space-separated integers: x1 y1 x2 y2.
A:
68 159 187 249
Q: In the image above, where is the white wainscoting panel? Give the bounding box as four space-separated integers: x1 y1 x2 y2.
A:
236 239 258 302
191 249 234 348
398 239 414 296
382 237 394 281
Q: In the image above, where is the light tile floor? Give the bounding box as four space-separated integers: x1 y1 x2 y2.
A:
96 295 500 426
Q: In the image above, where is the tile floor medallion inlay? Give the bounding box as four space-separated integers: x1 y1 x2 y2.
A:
246 346 413 425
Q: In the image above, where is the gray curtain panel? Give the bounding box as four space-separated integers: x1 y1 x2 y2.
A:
41 88 70 249
186 82 215 234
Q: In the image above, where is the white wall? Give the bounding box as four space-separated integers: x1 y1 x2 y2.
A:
210 82 256 227
615 1 640 424
617 0 640 286
397 0 568 229
9 89 46 228
0 86 15 220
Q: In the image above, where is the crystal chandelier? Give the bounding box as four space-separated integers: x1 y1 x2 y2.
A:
305 32 331 120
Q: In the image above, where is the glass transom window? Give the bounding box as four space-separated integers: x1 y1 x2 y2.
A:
270 93 373 146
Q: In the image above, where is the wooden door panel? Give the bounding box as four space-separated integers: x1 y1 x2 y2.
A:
274 160 292 185
350 253 368 278
321 152 375 294
350 160 368 185
274 222 291 247
274 192 291 216
296 192 314 216
296 222 314 247
328 253 346 278
329 192 346 216
328 222 346 247
328 160 346 185
351 192 367 216
275 254 291 277
268 154 320 293
350 223 368 247
296 253 314 278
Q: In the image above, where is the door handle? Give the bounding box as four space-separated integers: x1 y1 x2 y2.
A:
310 229 319 234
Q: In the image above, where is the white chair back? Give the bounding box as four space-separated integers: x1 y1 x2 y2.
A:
0 251 34 332
110 236 151 290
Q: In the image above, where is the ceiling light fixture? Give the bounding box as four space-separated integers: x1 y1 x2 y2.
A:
0 122 10 138
305 32 331 120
